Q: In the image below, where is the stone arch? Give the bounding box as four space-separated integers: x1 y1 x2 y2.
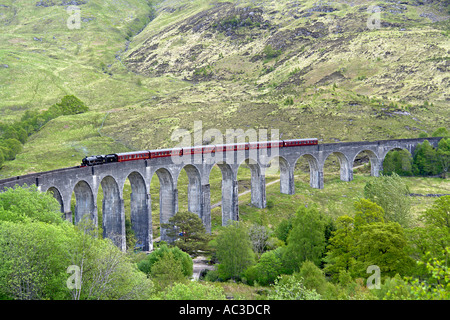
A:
237 157 266 209
380 147 413 175
324 151 352 182
100 175 125 251
153 168 176 242
126 171 151 251
294 153 322 189
267 156 292 194
179 164 202 219
352 149 381 177
209 161 238 226
72 180 96 226
46 186 64 214
381 146 413 162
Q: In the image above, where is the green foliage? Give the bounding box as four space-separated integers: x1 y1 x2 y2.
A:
413 140 442 176
0 139 22 161
385 248 450 300
0 185 64 225
382 149 413 176
282 206 327 272
268 274 321 300
325 198 414 281
215 222 255 281
298 261 327 294
0 187 153 300
353 198 385 227
248 223 270 258
383 137 449 178
283 97 294 105
274 216 293 243
137 244 193 279
69 217 154 300
432 127 449 138
437 138 450 178
245 250 283 286
323 215 356 281
150 251 187 291
353 222 415 279
408 196 450 271
364 173 412 227
263 44 282 59
161 211 211 256
48 95 89 116
418 132 428 138
0 95 88 168
0 220 73 300
161 281 226 300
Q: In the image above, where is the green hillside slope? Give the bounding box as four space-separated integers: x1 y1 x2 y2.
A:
0 0 449 177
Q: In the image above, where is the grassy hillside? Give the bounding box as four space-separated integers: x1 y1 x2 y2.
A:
0 0 449 178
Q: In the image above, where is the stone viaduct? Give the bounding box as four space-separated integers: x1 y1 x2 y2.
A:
0 137 442 252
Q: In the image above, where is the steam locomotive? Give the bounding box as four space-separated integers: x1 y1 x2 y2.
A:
81 138 318 167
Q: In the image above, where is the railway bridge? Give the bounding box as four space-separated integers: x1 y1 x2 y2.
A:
0 137 442 252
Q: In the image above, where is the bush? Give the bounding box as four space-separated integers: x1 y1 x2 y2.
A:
263 45 282 59
245 250 283 286
268 274 321 300
162 281 226 300
137 244 193 279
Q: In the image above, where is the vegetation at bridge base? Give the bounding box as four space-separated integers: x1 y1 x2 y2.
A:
0 95 88 169
0 173 449 300
0 185 153 300
382 128 450 178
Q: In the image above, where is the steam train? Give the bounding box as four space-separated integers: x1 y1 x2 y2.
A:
81 138 318 167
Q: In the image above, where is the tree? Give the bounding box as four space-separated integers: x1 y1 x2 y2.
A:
68 217 154 300
382 149 413 176
50 95 89 115
282 206 327 272
408 196 450 270
364 173 412 227
215 222 255 281
325 198 413 281
323 215 356 281
0 139 22 160
297 260 340 299
432 127 449 138
244 250 283 286
353 222 415 279
353 198 385 227
161 211 211 255
385 248 450 300
248 223 270 258
413 140 441 176
274 216 293 243
437 138 450 178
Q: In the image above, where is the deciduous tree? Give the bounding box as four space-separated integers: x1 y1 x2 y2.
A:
364 173 412 227
215 222 255 280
